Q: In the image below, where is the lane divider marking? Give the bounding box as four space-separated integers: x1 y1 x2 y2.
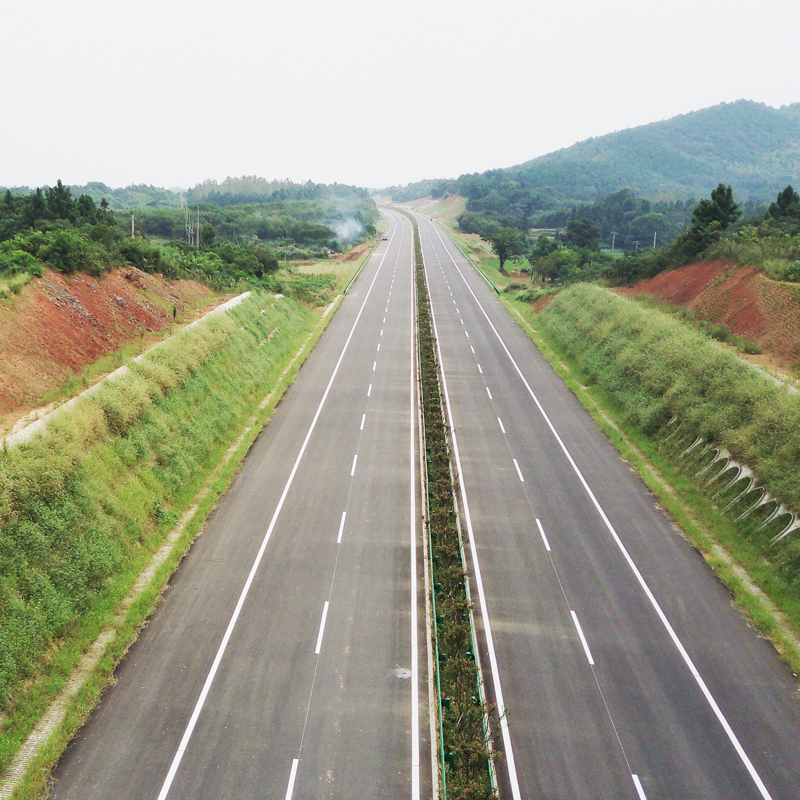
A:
337 512 347 544
350 454 357 476
513 459 524 483
571 610 595 666
284 758 299 800
367 384 372 397
314 602 330 654
633 774 647 799
486 386 492 400
497 417 506 434
360 414 366 431
536 518 551 552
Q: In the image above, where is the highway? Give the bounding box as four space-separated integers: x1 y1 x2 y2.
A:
49 210 431 800
413 212 800 800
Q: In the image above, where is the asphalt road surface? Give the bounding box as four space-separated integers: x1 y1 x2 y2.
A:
414 211 800 800
50 210 430 800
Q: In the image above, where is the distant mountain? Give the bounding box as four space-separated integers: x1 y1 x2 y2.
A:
390 100 800 204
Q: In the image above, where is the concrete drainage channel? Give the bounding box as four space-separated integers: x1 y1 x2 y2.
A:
408 209 497 799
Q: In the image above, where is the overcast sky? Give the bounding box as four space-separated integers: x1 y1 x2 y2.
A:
2 0 798 191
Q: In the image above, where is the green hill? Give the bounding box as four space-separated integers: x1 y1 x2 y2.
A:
389 100 800 205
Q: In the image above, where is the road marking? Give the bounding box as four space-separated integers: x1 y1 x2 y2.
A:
284 759 299 800
385 307 388 313
470 346 475 354
155 221 394 800
380 329 383 336
456 308 460 314
486 386 492 400
376 343 380 352
513 458 524 482
383 317 386 323
477 364 482 374
460 318 464 325
373 361 377 371
314 601 330 654
360 413 366 431
350 454 358 476
497 417 505 434
571 610 595 665
536 518 551 551
337 511 347 543
426 218 776 800
424 257 523 800
367 383 372 397
632 774 647 799
465 330 469 338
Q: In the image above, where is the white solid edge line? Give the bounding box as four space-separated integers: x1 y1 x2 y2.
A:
350 454 358 476
337 511 347 544
408 210 421 800
497 417 505 434
536 518 551 552
570 610 595 666
426 217 775 800
513 458 524 482
314 601 330 654
155 215 396 800
632 773 647 800
284 758 300 800
422 233 523 800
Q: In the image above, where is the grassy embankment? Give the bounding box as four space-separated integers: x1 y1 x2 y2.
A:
509 284 800 673
0 288 340 797
409 211 495 799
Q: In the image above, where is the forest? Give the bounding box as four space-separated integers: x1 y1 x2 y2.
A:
0 179 378 296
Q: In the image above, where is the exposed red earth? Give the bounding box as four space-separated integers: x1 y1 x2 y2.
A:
621 259 800 374
0 268 217 434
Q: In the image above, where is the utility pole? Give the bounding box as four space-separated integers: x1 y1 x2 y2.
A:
635 240 640 252
653 231 658 248
611 231 616 256
131 213 135 239
196 206 200 249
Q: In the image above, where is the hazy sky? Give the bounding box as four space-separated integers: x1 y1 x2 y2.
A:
2 0 799 191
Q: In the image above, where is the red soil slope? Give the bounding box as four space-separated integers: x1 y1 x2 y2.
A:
624 260 800 370
0 268 215 428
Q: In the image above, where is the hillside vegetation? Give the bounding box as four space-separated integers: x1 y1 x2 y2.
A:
389 100 800 206
0 291 320 776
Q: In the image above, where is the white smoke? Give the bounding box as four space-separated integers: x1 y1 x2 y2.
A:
332 218 364 243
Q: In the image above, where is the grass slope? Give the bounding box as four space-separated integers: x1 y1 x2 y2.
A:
0 291 322 784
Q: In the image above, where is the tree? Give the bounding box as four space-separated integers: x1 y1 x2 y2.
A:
684 184 740 256
564 217 600 250
481 226 525 274
768 185 800 220
199 224 216 248
46 179 75 222
691 184 740 231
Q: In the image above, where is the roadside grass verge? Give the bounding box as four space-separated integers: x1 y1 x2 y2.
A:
0 289 341 796
501 286 800 676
